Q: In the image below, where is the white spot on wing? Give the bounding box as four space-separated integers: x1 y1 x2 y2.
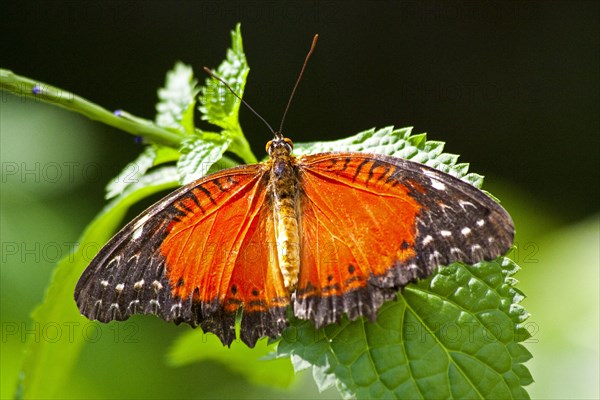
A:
132 225 144 240
115 283 124 292
422 235 433 245
107 256 121 269
430 178 446 191
170 303 182 313
131 215 150 240
440 230 452 237
438 202 451 216
128 300 140 312
461 227 472 236
127 254 140 266
451 247 463 256
134 279 145 290
152 280 163 291
429 250 442 263
149 299 160 308
100 280 109 287
459 200 476 210
477 219 485 227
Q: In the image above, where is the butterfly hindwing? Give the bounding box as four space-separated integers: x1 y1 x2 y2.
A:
294 152 514 327
75 164 289 347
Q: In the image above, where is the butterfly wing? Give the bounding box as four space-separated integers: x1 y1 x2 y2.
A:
75 164 289 347
294 152 514 327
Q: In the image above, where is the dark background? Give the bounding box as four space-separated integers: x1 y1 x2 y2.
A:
2 0 598 222
2 1 599 399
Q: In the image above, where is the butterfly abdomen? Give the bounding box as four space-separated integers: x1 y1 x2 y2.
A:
268 143 302 291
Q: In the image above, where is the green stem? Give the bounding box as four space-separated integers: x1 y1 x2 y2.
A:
1 68 183 148
228 126 258 163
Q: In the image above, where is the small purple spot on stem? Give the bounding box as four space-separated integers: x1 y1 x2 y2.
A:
32 85 42 95
134 136 143 144
114 109 123 117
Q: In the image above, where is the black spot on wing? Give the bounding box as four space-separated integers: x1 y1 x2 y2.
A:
196 184 217 205
213 178 225 192
352 159 370 181
342 157 351 171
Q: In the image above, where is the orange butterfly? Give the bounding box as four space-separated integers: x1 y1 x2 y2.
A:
75 37 514 348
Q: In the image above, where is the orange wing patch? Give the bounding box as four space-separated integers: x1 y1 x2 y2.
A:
295 154 423 327
159 166 289 346
161 170 266 302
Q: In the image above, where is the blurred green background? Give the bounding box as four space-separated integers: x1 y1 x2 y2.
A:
1 1 598 399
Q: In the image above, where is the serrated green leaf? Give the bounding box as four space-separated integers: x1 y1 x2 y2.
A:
153 145 181 165
155 62 199 134
177 133 232 184
206 155 239 174
17 167 179 399
199 23 248 131
194 23 256 165
168 331 295 389
295 126 483 188
278 258 532 399
105 146 157 199
105 145 181 199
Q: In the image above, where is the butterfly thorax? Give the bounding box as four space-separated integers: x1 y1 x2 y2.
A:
267 137 301 291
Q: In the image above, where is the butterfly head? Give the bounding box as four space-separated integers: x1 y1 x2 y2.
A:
266 134 294 157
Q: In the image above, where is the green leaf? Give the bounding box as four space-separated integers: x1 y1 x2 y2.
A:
105 146 180 199
168 331 295 389
196 23 256 164
17 167 179 399
155 62 199 134
177 133 233 184
295 126 484 188
278 258 532 399
105 146 156 199
199 23 249 132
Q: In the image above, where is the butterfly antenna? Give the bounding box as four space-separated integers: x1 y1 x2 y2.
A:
202 67 275 135
278 34 319 137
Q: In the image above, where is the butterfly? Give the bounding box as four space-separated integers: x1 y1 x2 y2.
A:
74 36 514 348
75 131 514 347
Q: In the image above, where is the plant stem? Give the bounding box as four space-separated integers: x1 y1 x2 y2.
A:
1 68 183 148
230 131 258 164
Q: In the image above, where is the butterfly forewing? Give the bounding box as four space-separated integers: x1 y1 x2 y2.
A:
75 164 289 346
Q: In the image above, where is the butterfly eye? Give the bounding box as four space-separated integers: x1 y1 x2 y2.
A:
265 140 273 153
284 138 294 150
